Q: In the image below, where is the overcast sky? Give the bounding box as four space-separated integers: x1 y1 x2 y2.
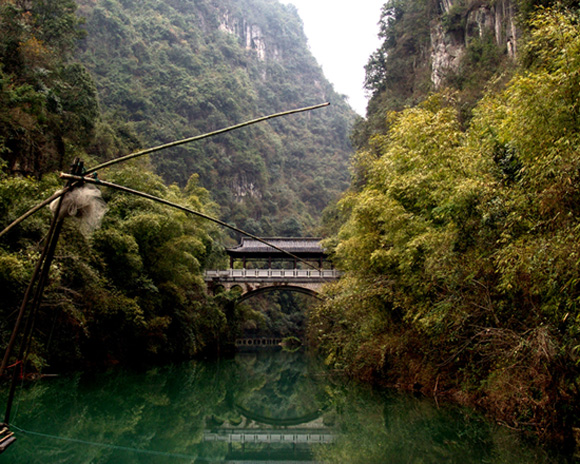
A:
280 0 385 116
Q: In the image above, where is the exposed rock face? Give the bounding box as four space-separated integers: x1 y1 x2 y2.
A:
231 175 263 202
219 13 273 61
490 0 518 58
430 0 518 88
430 22 465 88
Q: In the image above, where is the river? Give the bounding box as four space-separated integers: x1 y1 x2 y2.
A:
0 350 571 463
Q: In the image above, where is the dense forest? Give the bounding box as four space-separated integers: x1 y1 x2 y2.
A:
311 0 580 445
3 0 580 449
0 0 353 369
75 0 355 237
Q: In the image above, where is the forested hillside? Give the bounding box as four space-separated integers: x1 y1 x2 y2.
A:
0 0 355 369
75 0 355 237
314 0 580 444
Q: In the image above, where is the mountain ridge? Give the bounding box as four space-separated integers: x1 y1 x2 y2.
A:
75 0 356 237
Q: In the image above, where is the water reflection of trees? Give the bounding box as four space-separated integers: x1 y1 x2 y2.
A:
2 352 566 464
4 351 329 463
313 380 567 464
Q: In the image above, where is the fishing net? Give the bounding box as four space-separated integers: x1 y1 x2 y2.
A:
50 184 107 234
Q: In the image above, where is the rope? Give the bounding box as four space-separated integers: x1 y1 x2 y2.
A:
60 173 323 271
10 425 212 461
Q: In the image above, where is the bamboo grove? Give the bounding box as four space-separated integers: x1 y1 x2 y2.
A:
310 7 580 441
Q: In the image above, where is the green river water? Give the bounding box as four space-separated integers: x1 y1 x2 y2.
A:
0 350 573 463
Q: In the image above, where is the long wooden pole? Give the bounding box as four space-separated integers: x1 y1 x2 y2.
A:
0 210 62 378
84 102 329 175
0 102 329 239
4 218 65 425
60 173 322 271
0 187 75 239
2 159 82 425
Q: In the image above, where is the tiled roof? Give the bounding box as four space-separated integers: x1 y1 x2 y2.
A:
227 237 325 255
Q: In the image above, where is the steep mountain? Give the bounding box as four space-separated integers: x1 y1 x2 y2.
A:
354 0 522 145
75 0 356 236
314 0 580 442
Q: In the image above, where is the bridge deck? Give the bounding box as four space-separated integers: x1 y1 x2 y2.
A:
204 269 340 282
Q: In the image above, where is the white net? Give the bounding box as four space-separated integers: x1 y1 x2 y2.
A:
50 184 107 234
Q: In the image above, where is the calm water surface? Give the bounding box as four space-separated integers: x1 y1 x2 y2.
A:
0 350 571 463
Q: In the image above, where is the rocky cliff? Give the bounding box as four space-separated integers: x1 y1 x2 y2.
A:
431 0 518 87
360 0 520 138
75 0 356 237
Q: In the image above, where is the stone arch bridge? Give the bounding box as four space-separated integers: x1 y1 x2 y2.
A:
204 237 340 301
204 268 340 301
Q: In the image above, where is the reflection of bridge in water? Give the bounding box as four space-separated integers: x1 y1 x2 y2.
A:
204 397 334 463
203 242 338 463
204 428 333 445
204 424 334 463
204 238 340 300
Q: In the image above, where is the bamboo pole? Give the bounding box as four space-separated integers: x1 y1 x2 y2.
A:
60 173 322 271
0 186 75 239
84 102 329 175
2 158 80 425
0 210 62 378
4 218 64 425
0 103 329 239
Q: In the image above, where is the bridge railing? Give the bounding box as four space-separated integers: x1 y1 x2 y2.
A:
204 269 341 279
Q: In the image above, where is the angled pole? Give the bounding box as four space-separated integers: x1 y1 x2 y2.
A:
2 158 83 425
0 187 74 240
0 210 61 378
84 102 330 174
0 103 330 240
3 218 64 424
60 173 322 271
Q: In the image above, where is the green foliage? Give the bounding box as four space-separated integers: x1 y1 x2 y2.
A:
314 7 580 437
241 290 316 340
0 0 97 176
0 163 234 368
364 0 434 108
360 0 513 139
441 0 468 35
0 0 353 369
74 0 355 235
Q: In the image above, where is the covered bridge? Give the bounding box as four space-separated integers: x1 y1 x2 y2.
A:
226 237 329 269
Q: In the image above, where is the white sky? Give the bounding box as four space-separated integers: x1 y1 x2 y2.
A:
280 0 385 116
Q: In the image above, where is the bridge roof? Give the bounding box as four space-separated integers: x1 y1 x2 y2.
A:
227 237 326 259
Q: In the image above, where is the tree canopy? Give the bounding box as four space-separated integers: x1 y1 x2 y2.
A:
75 0 356 236
312 6 580 440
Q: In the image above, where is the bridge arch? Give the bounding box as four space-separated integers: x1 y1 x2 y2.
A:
237 284 321 303
204 268 339 300
229 284 244 294
234 404 324 427
204 237 340 300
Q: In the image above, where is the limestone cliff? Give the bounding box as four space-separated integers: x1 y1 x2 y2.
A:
75 0 356 237
431 0 518 87
362 0 521 132
219 13 271 62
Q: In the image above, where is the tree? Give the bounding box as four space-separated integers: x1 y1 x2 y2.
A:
314 8 580 437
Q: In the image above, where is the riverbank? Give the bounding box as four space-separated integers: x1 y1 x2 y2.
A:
308 305 579 455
